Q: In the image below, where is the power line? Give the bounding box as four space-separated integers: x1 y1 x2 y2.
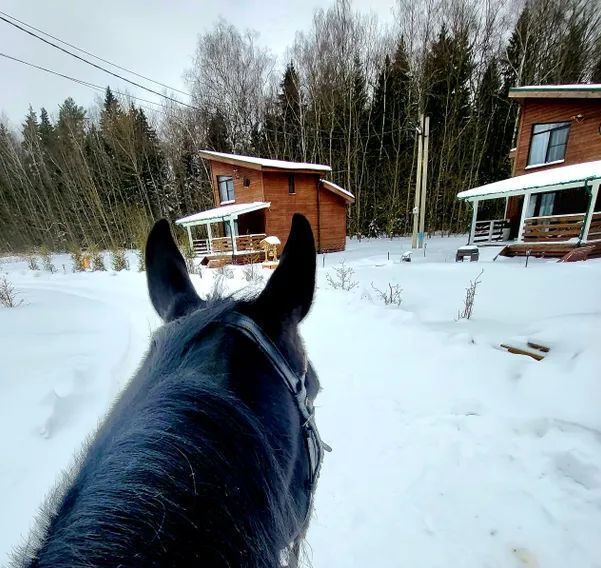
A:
0 52 166 110
0 9 192 98
0 13 200 111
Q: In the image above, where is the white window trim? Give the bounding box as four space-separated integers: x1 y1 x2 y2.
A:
220 199 235 206
524 159 565 171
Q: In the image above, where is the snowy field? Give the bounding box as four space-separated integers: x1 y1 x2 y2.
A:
1 236 601 567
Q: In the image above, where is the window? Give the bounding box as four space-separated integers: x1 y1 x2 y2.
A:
527 122 570 167
223 220 239 237
217 175 235 202
288 174 295 194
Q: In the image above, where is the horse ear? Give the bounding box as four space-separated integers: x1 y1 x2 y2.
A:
255 213 316 326
145 219 203 322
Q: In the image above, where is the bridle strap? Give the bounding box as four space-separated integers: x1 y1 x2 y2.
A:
223 313 330 498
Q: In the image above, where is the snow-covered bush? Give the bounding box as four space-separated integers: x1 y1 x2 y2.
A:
0 276 23 308
39 245 56 273
69 246 86 272
326 260 358 291
371 282 403 306
25 253 39 271
89 246 106 271
242 263 263 285
110 248 128 271
216 265 234 279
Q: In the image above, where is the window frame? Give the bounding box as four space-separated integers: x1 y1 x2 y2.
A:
288 174 296 195
217 175 235 203
527 121 570 167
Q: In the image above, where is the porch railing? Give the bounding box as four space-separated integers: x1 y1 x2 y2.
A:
473 219 509 243
587 212 601 241
522 213 584 242
192 233 267 255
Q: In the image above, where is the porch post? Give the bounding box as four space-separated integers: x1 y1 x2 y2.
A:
206 222 213 252
468 199 479 244
581 181 600 243
229 217 238 254
186 225 193 250
516 192 531 243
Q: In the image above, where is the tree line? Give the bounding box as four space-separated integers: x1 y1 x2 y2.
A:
1 0 600 251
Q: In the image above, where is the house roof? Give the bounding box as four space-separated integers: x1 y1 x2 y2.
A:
320 179 355 203
199 150 332 173
175 202 270 226
509 84 601 100
457 160 601 201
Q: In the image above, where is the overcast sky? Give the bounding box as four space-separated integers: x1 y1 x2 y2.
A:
0 0 396 126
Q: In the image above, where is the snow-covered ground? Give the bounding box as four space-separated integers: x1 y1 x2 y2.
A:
1 236 601 567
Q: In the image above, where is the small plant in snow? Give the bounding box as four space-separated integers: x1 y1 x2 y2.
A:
39 245 56 273
89 246 106 271
371 282 403 306
0 276 23 308
326 260 358 291
69 245 86 272
25 253 39 271
181 243 196 274
110 248 128 271
457 269 484 320
242 262 263 285
216 265 234 279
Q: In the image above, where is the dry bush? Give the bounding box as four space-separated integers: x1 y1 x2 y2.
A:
371 282 403 306
216 265 234 279
242 256 263 284
0 276 23 308
326 260 358 291
25 253 39 271
457 269 484 320
69 245 86 272
39 245 56 273
89 246 107 271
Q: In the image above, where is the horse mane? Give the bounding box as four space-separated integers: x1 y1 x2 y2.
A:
11 299 302 568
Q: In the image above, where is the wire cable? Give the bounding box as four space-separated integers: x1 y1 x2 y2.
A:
0 9 192 97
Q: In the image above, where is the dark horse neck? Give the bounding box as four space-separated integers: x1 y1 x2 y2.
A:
13 304 308 568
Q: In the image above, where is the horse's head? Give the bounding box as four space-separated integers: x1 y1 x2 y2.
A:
144 213 322 554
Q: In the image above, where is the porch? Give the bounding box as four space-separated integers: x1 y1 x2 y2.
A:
458 160 601 258
175 201 271 263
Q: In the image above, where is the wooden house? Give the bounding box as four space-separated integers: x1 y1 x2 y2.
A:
176 151 354 263
457 84 601 258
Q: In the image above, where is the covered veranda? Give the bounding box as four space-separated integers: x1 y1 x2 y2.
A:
175 201 270 260
457 161 601 257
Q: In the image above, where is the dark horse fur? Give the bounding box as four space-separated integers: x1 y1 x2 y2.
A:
12 214 321 568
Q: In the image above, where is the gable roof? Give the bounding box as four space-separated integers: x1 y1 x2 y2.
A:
320 179 355 203
457 160 601 201
509 84 601 100
199 150 331 173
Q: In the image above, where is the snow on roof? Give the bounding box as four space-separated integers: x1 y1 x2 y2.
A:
175 202 270 226
457 160 601 201
199 150 332 172
319 179 355 202
509 84 601 99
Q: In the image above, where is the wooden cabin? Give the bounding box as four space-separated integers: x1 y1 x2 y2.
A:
176 151 354 264
458 84 601 259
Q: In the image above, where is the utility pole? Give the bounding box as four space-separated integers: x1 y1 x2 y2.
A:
418 115 430 248
411 113 424 249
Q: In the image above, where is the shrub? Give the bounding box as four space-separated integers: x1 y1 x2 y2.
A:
89 245 106 271
370 282 403 306
25 254 39 271
110 248 128 271
457 269 484 320
326 260 358 291
216 265 234 279
39 245 56 273
69 245 86 272
0 276 23 308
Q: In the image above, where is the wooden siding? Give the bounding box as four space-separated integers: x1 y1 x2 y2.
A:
209 162 265 205
513 99 601 177
206 158 349 252
262 172 320 249
317 185 348 251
